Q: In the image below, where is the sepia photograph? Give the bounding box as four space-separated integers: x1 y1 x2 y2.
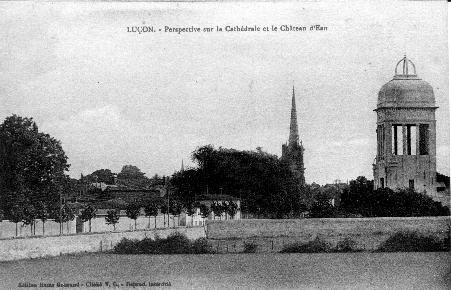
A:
0 0 449 289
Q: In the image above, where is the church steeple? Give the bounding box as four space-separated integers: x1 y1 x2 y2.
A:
288 86 299 146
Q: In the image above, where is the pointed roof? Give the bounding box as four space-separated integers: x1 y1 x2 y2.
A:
288 86 299 146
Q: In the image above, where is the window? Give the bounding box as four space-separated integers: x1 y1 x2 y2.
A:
392 125 403 155
377 125 385 155
380 178 385 188
419 124 429 155
409 179 414 190
406 125 417 155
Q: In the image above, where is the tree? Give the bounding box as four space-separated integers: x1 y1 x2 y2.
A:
211 201 223 220
226 200 239 219
0 115 70 216
105 209 120 231
10 204 24 237
126 203 141 230
144 201 159 229
160 204 168 227
35 201 48 235
80 205 97 232
199 203 211 226
117 165 150 189
22 204 36 235
61 203 75 234
169 200 183 228
171 145 303 218
185 202 196 226
84 169 115 184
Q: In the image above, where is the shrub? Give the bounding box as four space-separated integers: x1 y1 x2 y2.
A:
377 231 447 252
243 242 258 253
280 237 331 253
191 238 213 254
334 237 361 252
114 238 141 254
113 233 214 254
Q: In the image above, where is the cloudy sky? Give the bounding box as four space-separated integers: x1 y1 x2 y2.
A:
0 1 448 184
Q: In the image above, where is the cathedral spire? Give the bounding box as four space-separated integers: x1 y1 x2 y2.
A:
288 86 299 146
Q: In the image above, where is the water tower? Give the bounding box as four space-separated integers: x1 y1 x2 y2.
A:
373 56 438 195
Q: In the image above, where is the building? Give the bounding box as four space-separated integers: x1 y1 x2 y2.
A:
180 194 241 227
373 56 439 197
281 86 306 185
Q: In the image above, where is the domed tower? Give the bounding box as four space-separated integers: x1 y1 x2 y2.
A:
373 56 438 195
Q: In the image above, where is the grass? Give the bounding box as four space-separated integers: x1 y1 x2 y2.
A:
113 232 213 254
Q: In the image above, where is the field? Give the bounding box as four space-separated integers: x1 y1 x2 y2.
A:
0 252 450 289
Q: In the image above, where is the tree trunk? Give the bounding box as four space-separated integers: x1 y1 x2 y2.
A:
163 215 166 227
15 223 18 237
154 216 157 229
67 221 69 234
89 219 92 232
148 216 151 229
42 221 45 236
135 219 137 230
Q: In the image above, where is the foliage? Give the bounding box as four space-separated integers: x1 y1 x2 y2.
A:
0 115 69 216
83 169 115 184
117 165 151 189
126 203 141 230
35 201 48 223
105 209 120 230
199 204 211 219
280 237 331 253
377 231 448 252
80 205 97 223
22 204 36 227
170 145 306 218
144 201 159 217
113 233 213 254
226 200 239 219
309 193 337 218
340 177 449 217
242 242 258 253
334 237 361 252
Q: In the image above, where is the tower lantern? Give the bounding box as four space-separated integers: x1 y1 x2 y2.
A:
373 56 438 195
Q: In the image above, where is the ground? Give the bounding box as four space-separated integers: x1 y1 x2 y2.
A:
0 252 450 289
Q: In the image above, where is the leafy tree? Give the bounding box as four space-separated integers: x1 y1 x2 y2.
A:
169 200 183 227
126 203 141 230
211 201 223 220
35 201 48 235
185 202 196 226
22 204 36 235
61 203 75 234
9 203 24 237
310 194 336 218
171 145 304 218
105 209 120 231
160 204 169 227
0 115 69 215
84 169 115 184
199 203 211 226
144 201 159 229
226 200 239 219
0 209 3 222
117 165 150 189
80 205 97 232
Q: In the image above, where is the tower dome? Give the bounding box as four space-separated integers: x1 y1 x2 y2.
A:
377 56 436 109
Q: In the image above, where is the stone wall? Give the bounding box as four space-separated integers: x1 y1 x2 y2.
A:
206 217 451 251
0 226 205 261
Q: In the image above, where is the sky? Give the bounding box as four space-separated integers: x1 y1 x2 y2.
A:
0 1 449 185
